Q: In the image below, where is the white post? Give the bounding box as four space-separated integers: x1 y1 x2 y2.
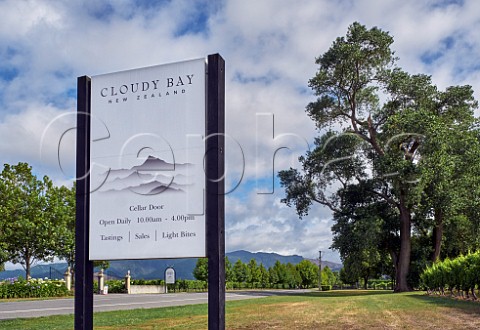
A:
64 266 72 291
98 269 105 294
125 270 131 294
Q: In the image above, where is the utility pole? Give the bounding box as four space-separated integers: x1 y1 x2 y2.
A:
318 250 322 291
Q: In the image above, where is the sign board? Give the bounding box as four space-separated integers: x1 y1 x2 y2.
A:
75 54 224 330
165 267 176 284
88 58 206 260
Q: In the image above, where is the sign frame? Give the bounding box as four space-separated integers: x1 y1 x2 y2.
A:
88 57 207 261
165 266 176 284
75 54 225 330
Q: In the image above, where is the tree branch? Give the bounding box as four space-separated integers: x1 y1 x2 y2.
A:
370 185 398 207
310 193 342 213
367 114 385 156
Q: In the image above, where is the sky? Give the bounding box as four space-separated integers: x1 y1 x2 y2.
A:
1 0 480 268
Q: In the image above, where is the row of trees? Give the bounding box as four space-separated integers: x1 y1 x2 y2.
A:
421 251 480 299
0 163 76 279
280 22 480 291
193 257 337 289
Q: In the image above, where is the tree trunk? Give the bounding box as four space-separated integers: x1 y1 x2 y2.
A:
363 276 368 290
389 251 398 273
25 258 31 281
394 198 412 292
431 208 443 262
22 251 32 281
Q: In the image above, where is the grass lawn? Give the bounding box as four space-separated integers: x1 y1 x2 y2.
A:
1 290 480 329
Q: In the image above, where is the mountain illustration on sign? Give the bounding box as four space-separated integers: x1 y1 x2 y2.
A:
98 155 194 195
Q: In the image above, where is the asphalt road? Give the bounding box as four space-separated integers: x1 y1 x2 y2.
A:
0 289 310 320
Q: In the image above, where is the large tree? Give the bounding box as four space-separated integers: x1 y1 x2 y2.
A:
296 259 318 288
0 163 58 279
279 22 478 291
232 259 248 283
46 183 76 269
331 191 394 289
193 258 208 281
246 259 261 285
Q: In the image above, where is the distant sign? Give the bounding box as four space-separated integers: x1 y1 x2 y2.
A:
165 267 176 284
88 58 206 260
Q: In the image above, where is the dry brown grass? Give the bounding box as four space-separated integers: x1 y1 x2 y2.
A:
79 290 480 329
222 291 480 330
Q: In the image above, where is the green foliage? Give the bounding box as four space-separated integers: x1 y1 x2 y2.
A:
0 163 54 278
131 279 164 285
332 200 392 288
286 263 302 288
0 163 75 279
421 251 480 297
105 280 127 293
232 259 248 283
98 279 209 294
166 279 207 292
223 259 324 289
296 260 318 288
258 263 269 288
0 278 70 299
193 258 208 281
176 280 206 292
94 261 110 270
193 257 235 282
339 266 356 286
280 22 480 292
246 259 261 284
47 183 76 269
367 279 393 290
225 256 234 282
321 266 337 286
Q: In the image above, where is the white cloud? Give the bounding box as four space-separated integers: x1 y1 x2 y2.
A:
225 187 336 261
0 0 63 39
0 0 480 264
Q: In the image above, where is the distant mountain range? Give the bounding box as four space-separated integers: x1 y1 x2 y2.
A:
97 155 194 195
0 250 342 281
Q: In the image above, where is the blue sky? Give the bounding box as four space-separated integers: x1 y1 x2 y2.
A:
1 0 480 267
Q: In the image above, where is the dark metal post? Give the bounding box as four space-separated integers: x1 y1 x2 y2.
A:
75 75 94 330
206 54 225 330
318 250 322 291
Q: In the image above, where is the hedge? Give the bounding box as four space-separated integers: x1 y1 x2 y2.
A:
421 251 480 299
367 279 393 290
0 278 70 299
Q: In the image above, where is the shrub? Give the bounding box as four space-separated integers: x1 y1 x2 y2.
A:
105 280 127 293
0 278 70 299
131 279 164 286
321 285 332 291
421 251 480 297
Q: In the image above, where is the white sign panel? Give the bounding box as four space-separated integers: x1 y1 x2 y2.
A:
165 267 176 284
89 58 206 260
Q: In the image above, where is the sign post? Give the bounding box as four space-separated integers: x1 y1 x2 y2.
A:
75 75 94 329
165 266 176 293
206 54 225 329
75 54 225 329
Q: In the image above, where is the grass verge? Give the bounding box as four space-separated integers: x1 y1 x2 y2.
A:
1 290 480 329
